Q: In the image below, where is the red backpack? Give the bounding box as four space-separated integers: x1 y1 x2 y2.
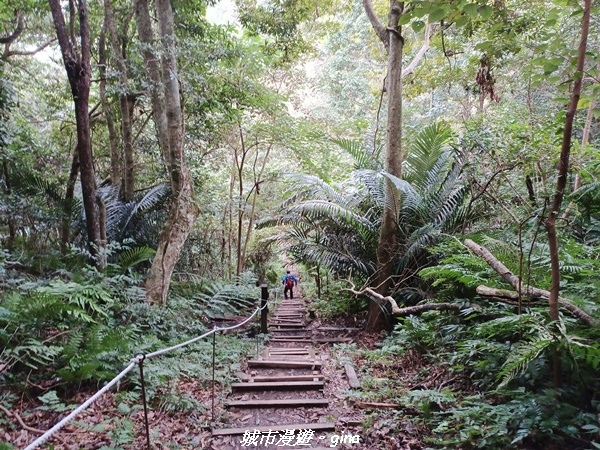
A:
285 277 294 288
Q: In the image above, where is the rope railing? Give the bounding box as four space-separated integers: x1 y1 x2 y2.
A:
23 295 271 450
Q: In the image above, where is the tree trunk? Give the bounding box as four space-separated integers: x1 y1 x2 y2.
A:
48 0 103 265
561 99 596 220
134 0 171 168
60 146 79 252
135 0 199 304
104 0 135 201
544 0 591 388
98 25 121 188
1 161 16 250
236 132 245 276
240 143 273 274
363 0 405 331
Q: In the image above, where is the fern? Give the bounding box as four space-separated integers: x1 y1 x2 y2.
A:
333 138 382 171
497 337 553 388
116 246 156 273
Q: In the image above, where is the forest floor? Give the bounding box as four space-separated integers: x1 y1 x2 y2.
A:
4 288 426 450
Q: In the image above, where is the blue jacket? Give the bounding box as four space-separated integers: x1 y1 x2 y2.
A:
282 274 298 285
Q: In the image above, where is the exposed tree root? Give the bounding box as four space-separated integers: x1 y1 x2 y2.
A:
0 404 45 435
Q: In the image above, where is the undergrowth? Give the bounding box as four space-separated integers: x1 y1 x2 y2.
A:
0 251 262 447
336 232 600 449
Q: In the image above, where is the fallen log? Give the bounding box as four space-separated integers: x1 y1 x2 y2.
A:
465 239 596 326
344 363 361 389
346 285 471 316
351 401 400 409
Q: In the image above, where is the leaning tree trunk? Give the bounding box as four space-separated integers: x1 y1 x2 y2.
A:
98 25 121 188
135 0 199 305
544 0 591 388
48 0 104 266
363 0 405 331
104 0 135 201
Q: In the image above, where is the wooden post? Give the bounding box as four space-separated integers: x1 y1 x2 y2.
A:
260 284 269 334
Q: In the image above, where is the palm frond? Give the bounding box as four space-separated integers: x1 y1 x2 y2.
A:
333 138 382 170
116 246 156 273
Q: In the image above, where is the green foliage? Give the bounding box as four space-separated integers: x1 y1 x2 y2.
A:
235 0 337 64
36 391 73 412
269 123 472 298
310 288 365 319
169 271 260 319
354 304 600 448
0 275 143 383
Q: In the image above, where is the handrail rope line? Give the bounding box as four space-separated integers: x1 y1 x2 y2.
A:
23 361 137 450
23 298 271 450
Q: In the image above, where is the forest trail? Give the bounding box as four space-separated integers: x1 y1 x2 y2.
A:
210 286 362 449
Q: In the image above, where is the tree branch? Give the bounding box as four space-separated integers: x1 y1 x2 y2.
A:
0 404 45 435
402 23 431 78
2 38 57 59
464 239 596 326
346 283 469 316
0 12 25 44
362 0 388 52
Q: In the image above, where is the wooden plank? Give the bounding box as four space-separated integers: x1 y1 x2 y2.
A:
344 363 360 389
314 337 352 343
271 329 309 332
268 346 309 352
270 334 311 338
212 422 336 436
247 359 321 369
231 381 324 391
270 335 311 339
247 374 325 382
270 317 306 327
317 327 362 331
352 401 399 409
268 350 310 356
270 338 311 342
225 398 329 408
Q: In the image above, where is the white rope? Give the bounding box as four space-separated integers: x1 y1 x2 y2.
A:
23 299 269 449
146 301 268 359
23 361 137 450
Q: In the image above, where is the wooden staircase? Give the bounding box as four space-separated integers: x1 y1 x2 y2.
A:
211 295 339 449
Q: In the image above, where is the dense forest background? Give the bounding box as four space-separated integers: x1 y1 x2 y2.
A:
1 0 599 448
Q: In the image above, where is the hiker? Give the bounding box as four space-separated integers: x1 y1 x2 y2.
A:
282 270 298 299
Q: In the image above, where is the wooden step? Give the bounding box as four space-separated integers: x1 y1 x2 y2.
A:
317 327 362 332
271 338 312 343
268 350 310 355
270 334 311 338
271 329 310 333
314 337 352 343
212 422 336 436
270 321 305 326
268 348 310 352
245 374 325 382
247 359 321 369
225 398 329 408
231 381 324 391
